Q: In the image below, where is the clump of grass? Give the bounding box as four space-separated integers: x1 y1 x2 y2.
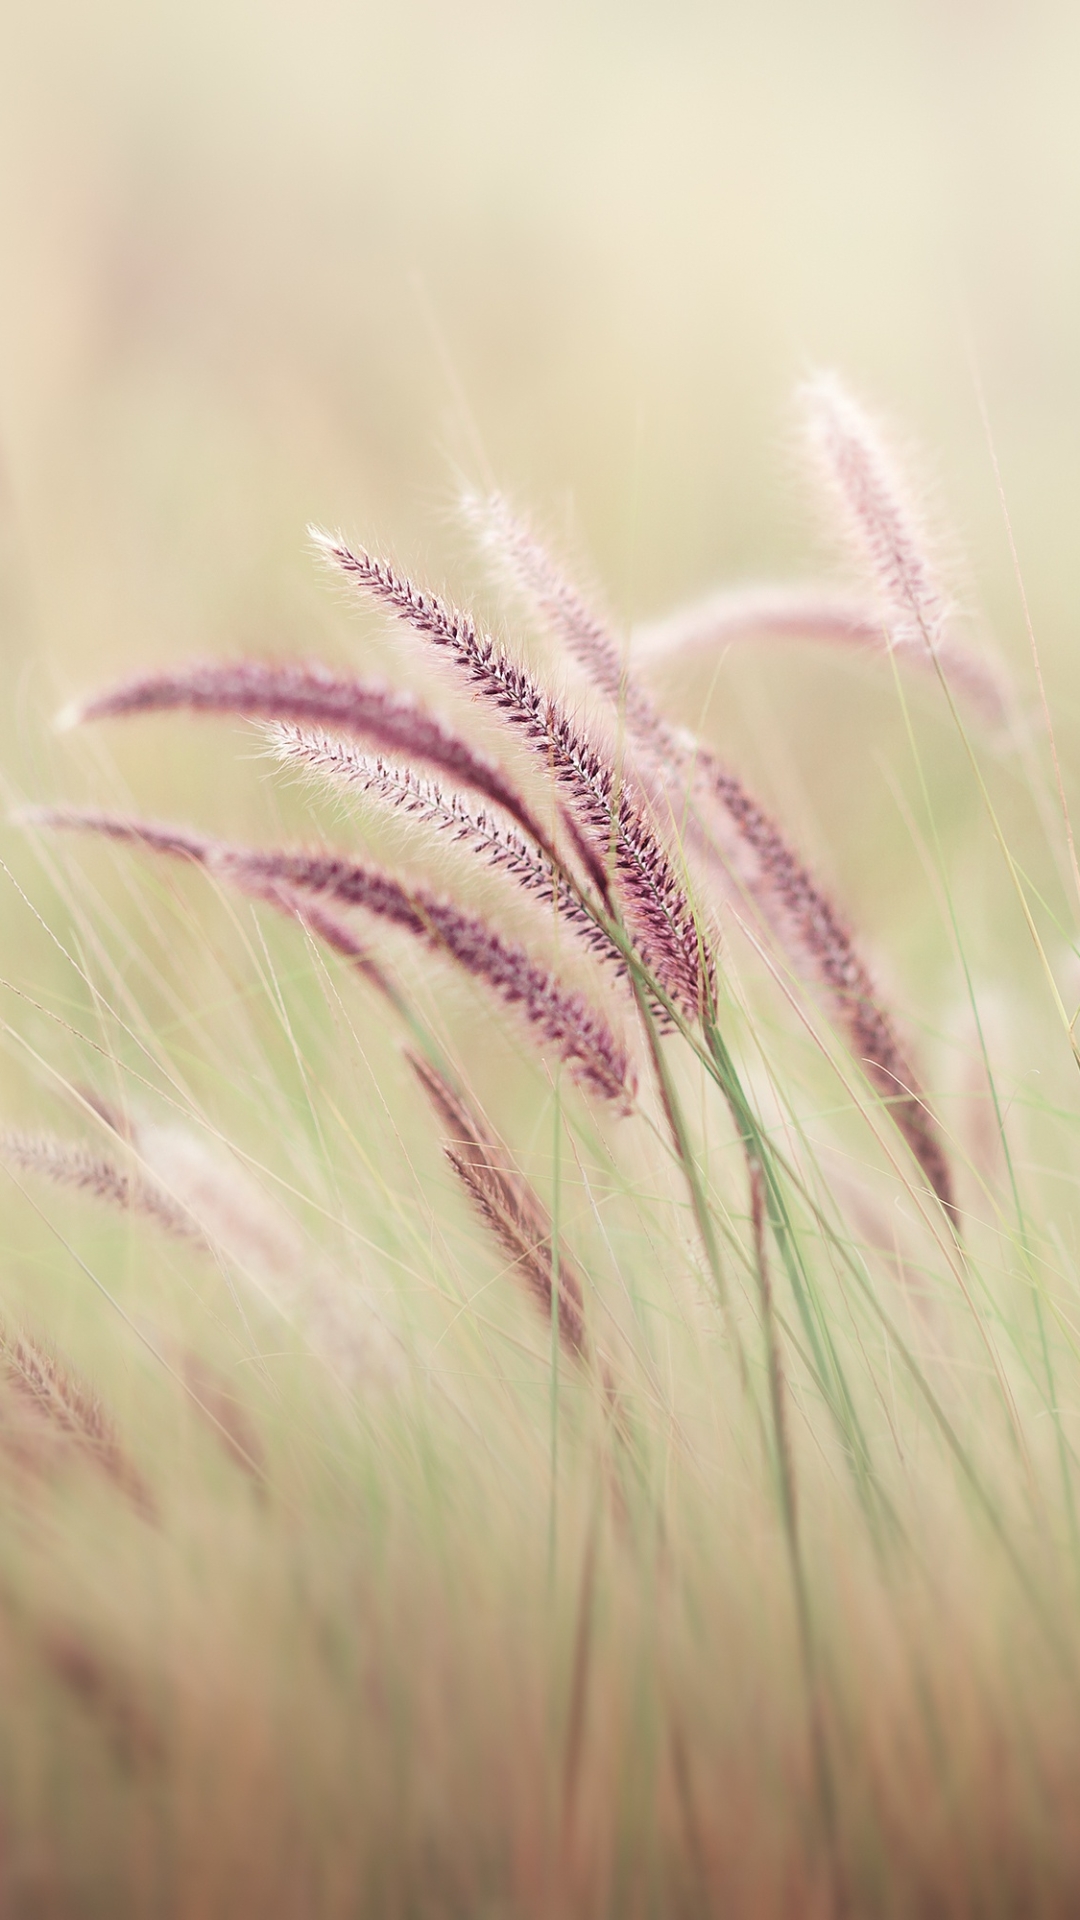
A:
5 374 1080 1914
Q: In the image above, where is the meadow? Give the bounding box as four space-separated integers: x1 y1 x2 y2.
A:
4 4 1080 1913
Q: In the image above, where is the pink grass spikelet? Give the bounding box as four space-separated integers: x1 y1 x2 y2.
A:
479 529 956 1209
59 659 549 850
801 371 949 656
220 847 637 1110
470 492 668 754
409 1053 591 1365
127 1119 405 1391
700 771 955 1212
310 527 711 1016
271 725 626 978
633 583 1012 732
26 807 635 1111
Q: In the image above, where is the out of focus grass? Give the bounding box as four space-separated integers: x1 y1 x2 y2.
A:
4 2 1080 1912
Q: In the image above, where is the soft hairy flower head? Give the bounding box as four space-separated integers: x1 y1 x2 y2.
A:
800 369 949 654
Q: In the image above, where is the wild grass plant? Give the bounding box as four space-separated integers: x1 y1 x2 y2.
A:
0 373 1077 1915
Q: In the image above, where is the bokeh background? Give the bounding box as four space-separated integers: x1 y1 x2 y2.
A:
2 0 1080 1127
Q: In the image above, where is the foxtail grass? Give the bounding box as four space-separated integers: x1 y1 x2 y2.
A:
6 376 1080 1916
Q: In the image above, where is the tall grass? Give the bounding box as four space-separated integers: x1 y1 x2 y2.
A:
1 374 1079 1915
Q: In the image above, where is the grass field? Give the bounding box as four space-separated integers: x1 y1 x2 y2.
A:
4 5 1080 1914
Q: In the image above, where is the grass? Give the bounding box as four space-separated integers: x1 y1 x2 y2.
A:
0 376 1079 1915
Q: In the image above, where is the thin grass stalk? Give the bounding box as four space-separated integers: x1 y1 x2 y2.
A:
532 872 883 1499
624 964 752 1399
559 1492 601 1871
701 1008 875 1495
746 1154 843 1914
884 647 1080 1517
179 1350 268 1492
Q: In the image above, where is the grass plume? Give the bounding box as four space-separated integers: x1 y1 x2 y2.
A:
468 496 954 1210
17 377 1077 1911
0 1322 155 1518
634 582 1012 731
310 527 711 1016
0 1125 206 1247
59 659 550 847
409 1052 592 1367
22 806 636 1110
270 724 627 978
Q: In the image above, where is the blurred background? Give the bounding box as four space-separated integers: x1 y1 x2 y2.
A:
2 0 1080 1129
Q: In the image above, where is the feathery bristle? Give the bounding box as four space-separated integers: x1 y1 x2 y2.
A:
28 807 635 1110
801 371 948 655
471 493 669 750
408 1054 590 1365
310 528 711 1015
271 725 626 978
59 659 549 846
